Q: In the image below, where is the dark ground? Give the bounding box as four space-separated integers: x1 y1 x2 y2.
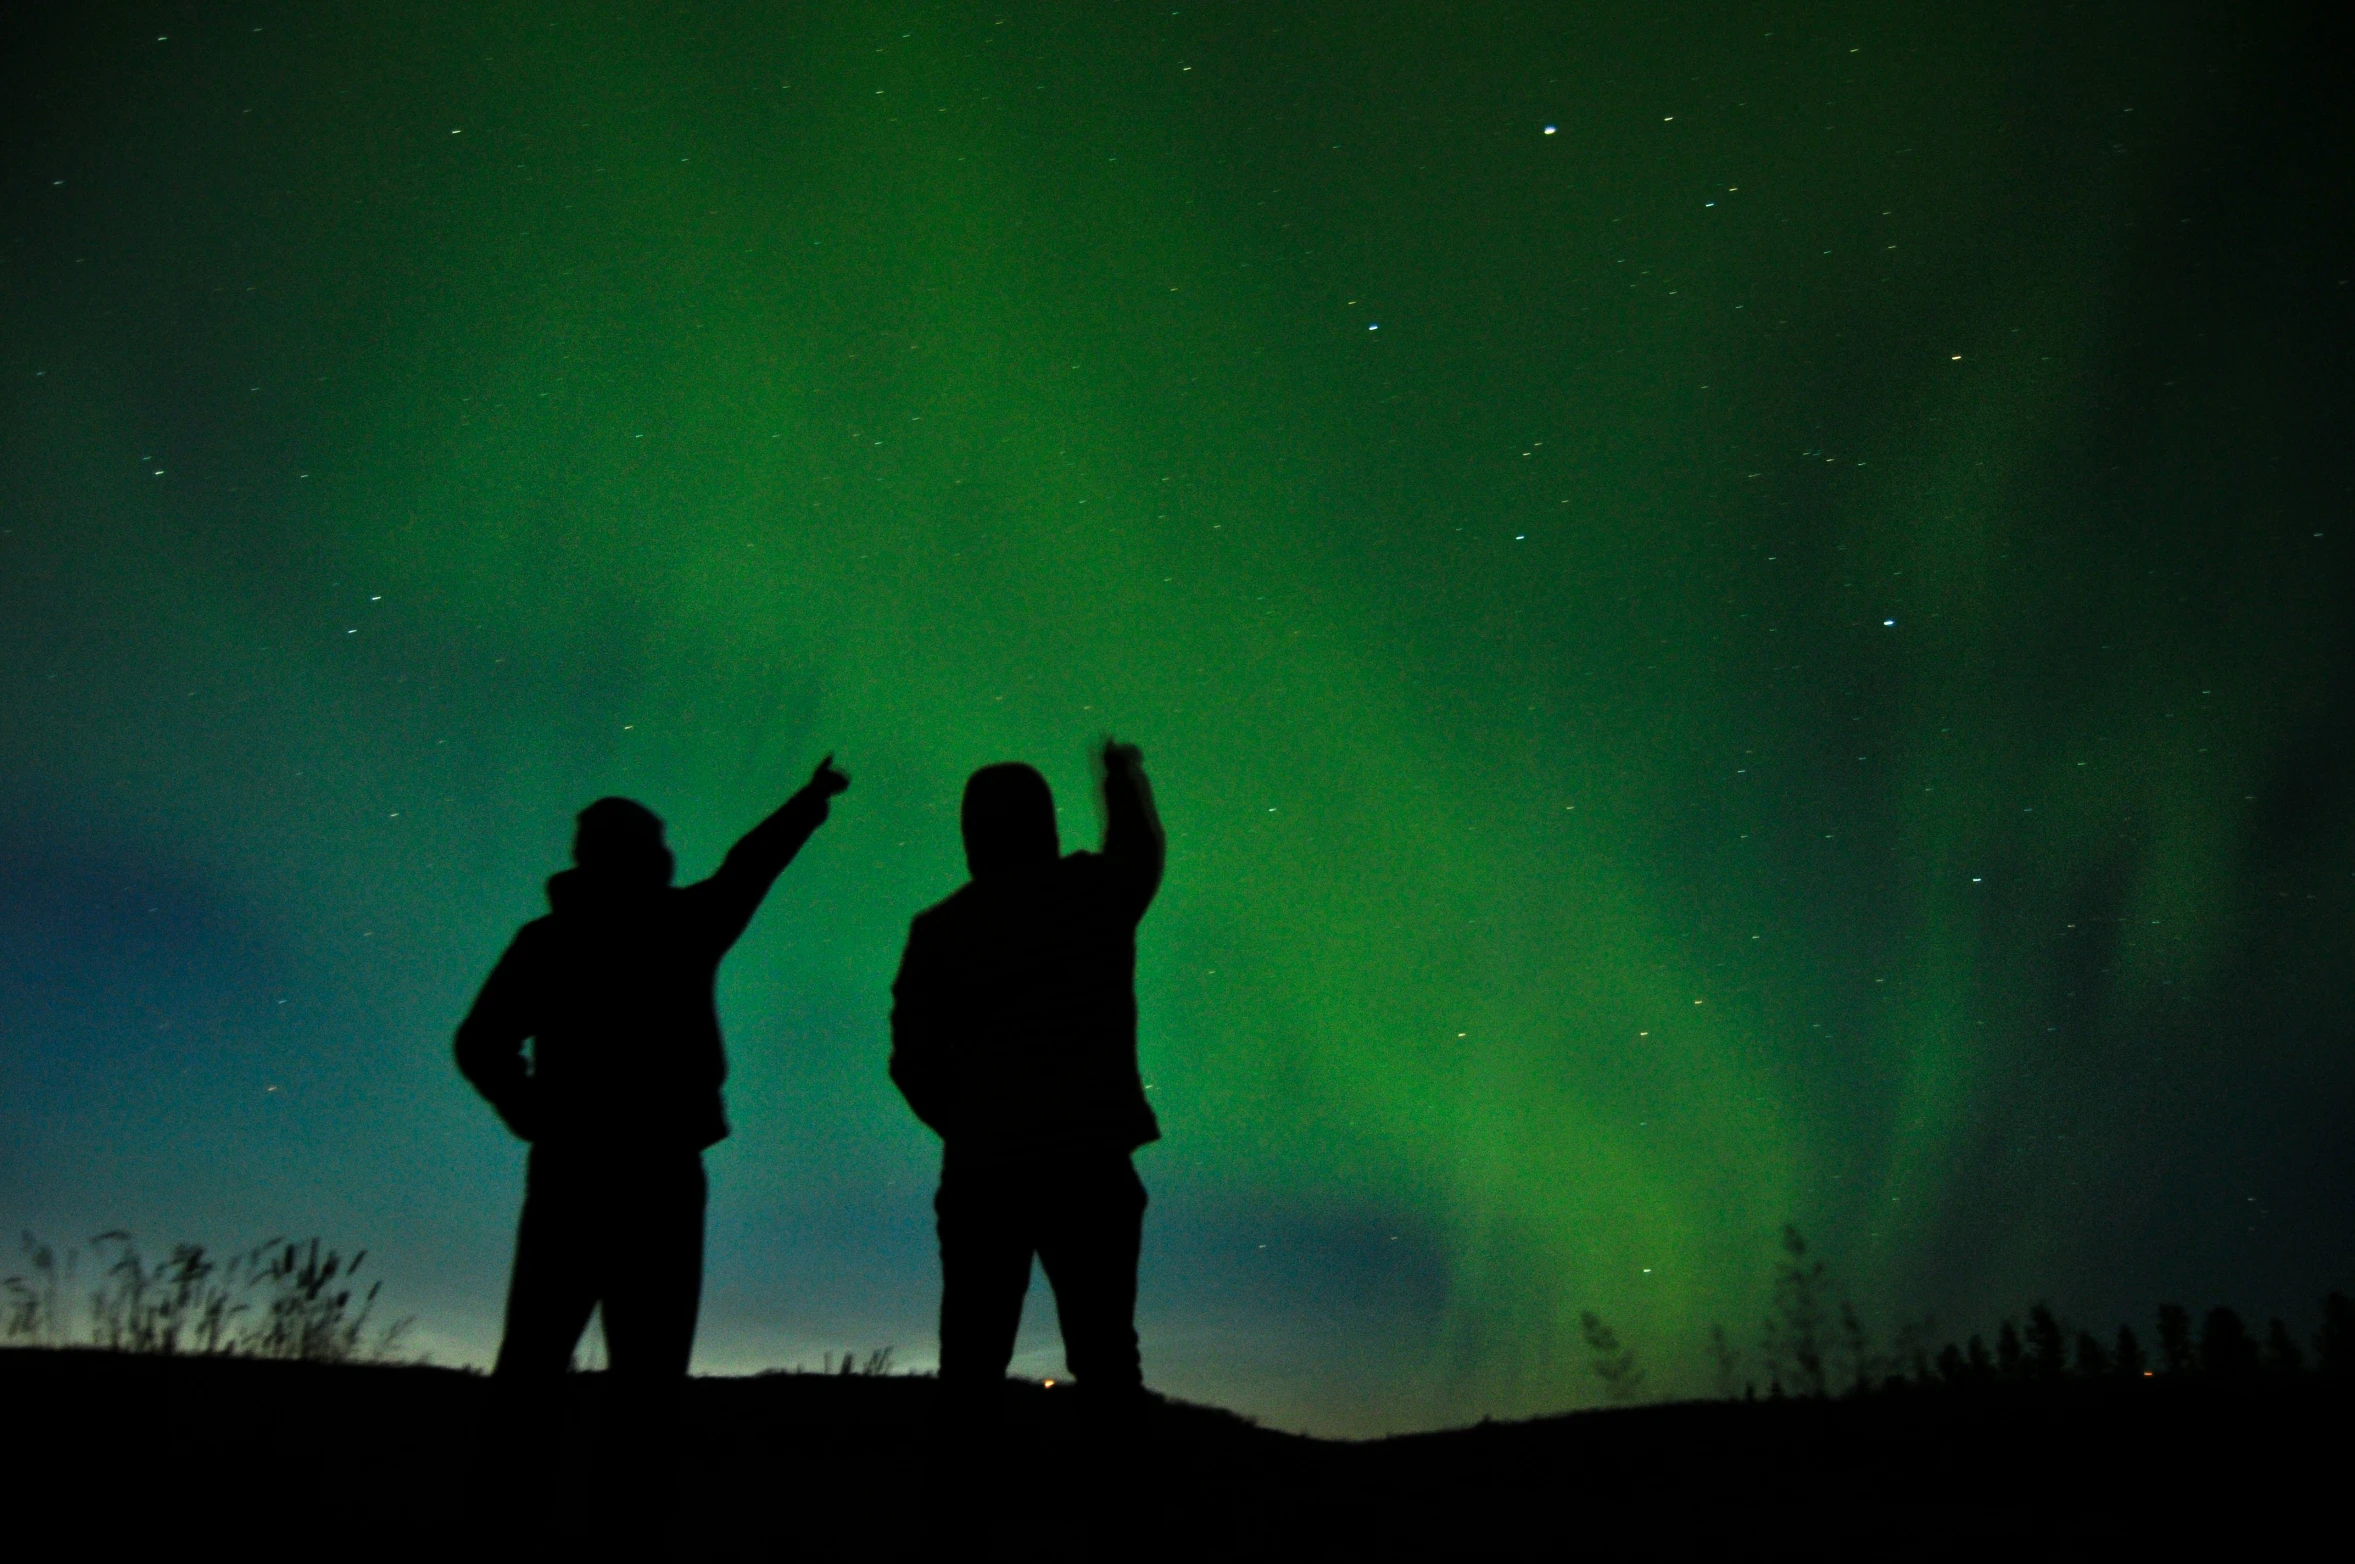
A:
6 1349 2345 1559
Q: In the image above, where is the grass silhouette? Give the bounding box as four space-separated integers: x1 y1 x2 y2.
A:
5 1230 410 1363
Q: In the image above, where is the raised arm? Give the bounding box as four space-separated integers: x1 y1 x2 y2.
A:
699 754 850 946
455 932 542 1141
1097 738 1164 917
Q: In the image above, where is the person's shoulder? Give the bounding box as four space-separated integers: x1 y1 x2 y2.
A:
496 913 559 968
910 882 981 930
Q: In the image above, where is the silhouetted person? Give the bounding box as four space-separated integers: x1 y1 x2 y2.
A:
890 741 1164 1441
455 755 847 1544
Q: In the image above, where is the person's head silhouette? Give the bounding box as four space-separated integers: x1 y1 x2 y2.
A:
961 763 1059 879
573 796 676 887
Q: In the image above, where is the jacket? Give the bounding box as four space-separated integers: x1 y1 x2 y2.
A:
889 767 1164 1162
455 791 828 1152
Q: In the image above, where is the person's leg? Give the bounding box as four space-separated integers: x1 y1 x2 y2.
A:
599 1151 707 1377
1036 1153 1149 1545
935 1164 1036 1397
924 1163 1036 1550
494 1146 603 1378
1035 1152 1146 1398
597 1151 707 1549
475 1147 602 1549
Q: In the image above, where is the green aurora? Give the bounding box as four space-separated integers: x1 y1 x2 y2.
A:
3 3 2348 1432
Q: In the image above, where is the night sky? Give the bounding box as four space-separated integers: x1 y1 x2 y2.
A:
3 2 2349 1435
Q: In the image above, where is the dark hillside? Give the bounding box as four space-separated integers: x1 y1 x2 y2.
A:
5 1350 2343 1558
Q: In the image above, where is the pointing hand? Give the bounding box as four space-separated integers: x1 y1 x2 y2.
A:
806 754 851 799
